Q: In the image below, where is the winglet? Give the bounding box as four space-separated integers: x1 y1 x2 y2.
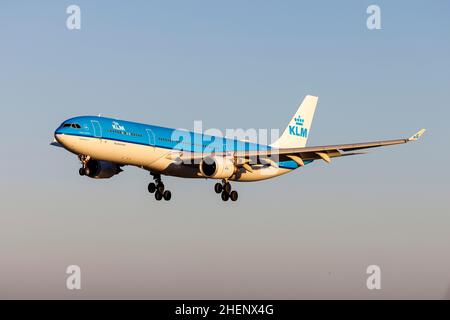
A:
408 129 426 141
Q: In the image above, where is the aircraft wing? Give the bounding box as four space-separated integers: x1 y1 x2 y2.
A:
175 129 426 167
50 139 64 148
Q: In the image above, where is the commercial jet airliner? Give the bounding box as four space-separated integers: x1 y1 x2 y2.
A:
52 95 425 202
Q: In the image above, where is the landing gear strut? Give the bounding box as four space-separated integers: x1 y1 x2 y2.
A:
78 155 90 176
215 180 238 202
148 173 172 201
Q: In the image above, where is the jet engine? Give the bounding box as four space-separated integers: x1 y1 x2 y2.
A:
199 156 236 179
85 160 122 179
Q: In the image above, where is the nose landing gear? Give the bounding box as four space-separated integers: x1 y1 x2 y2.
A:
78 155 90 176
148 173 172 201
215 180 238 202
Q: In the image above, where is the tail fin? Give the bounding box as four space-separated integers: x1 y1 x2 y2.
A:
270 95 318 148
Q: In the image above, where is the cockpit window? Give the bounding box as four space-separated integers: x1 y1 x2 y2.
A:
63 123 81 129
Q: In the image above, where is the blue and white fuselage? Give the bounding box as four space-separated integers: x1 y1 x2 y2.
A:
54 115 302 182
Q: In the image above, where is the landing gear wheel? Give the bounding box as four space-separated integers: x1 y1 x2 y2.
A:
221 191 229 201
223 182 232 194
230 190 238 202
148 183 156 193
79 168 85 176
149 173 171 200
155 191 163 201
163 190 172 201
214 183 223 194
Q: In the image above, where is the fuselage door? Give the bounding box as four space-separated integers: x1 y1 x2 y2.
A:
91 120 102 138
146 129 155 150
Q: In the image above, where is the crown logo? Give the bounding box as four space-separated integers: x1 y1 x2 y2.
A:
294 116 304 126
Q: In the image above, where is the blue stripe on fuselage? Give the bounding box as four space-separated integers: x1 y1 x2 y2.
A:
55 115 271 153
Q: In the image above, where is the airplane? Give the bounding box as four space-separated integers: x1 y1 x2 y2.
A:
52 95 426 202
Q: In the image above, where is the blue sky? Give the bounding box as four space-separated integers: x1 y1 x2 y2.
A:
1 1 449 299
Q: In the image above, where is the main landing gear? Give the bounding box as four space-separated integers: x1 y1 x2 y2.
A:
214 180 238 202
148 173 172 201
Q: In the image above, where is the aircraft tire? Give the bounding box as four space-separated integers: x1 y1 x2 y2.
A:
221 191 229 201
163 190 172 201
214 183 222 193
224 182 232 194
155 191 163 201
148 183 156 193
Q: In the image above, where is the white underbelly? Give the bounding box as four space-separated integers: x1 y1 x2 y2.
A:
56 134 166 167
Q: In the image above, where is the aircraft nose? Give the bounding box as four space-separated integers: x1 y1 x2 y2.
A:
54 125 64 139
54 123 65 135
54 131 67 148
54 132 77 150
54 132 62 143
54 124 70 146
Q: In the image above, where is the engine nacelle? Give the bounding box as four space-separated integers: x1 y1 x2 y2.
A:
86 160 122 179
199 156 236 179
